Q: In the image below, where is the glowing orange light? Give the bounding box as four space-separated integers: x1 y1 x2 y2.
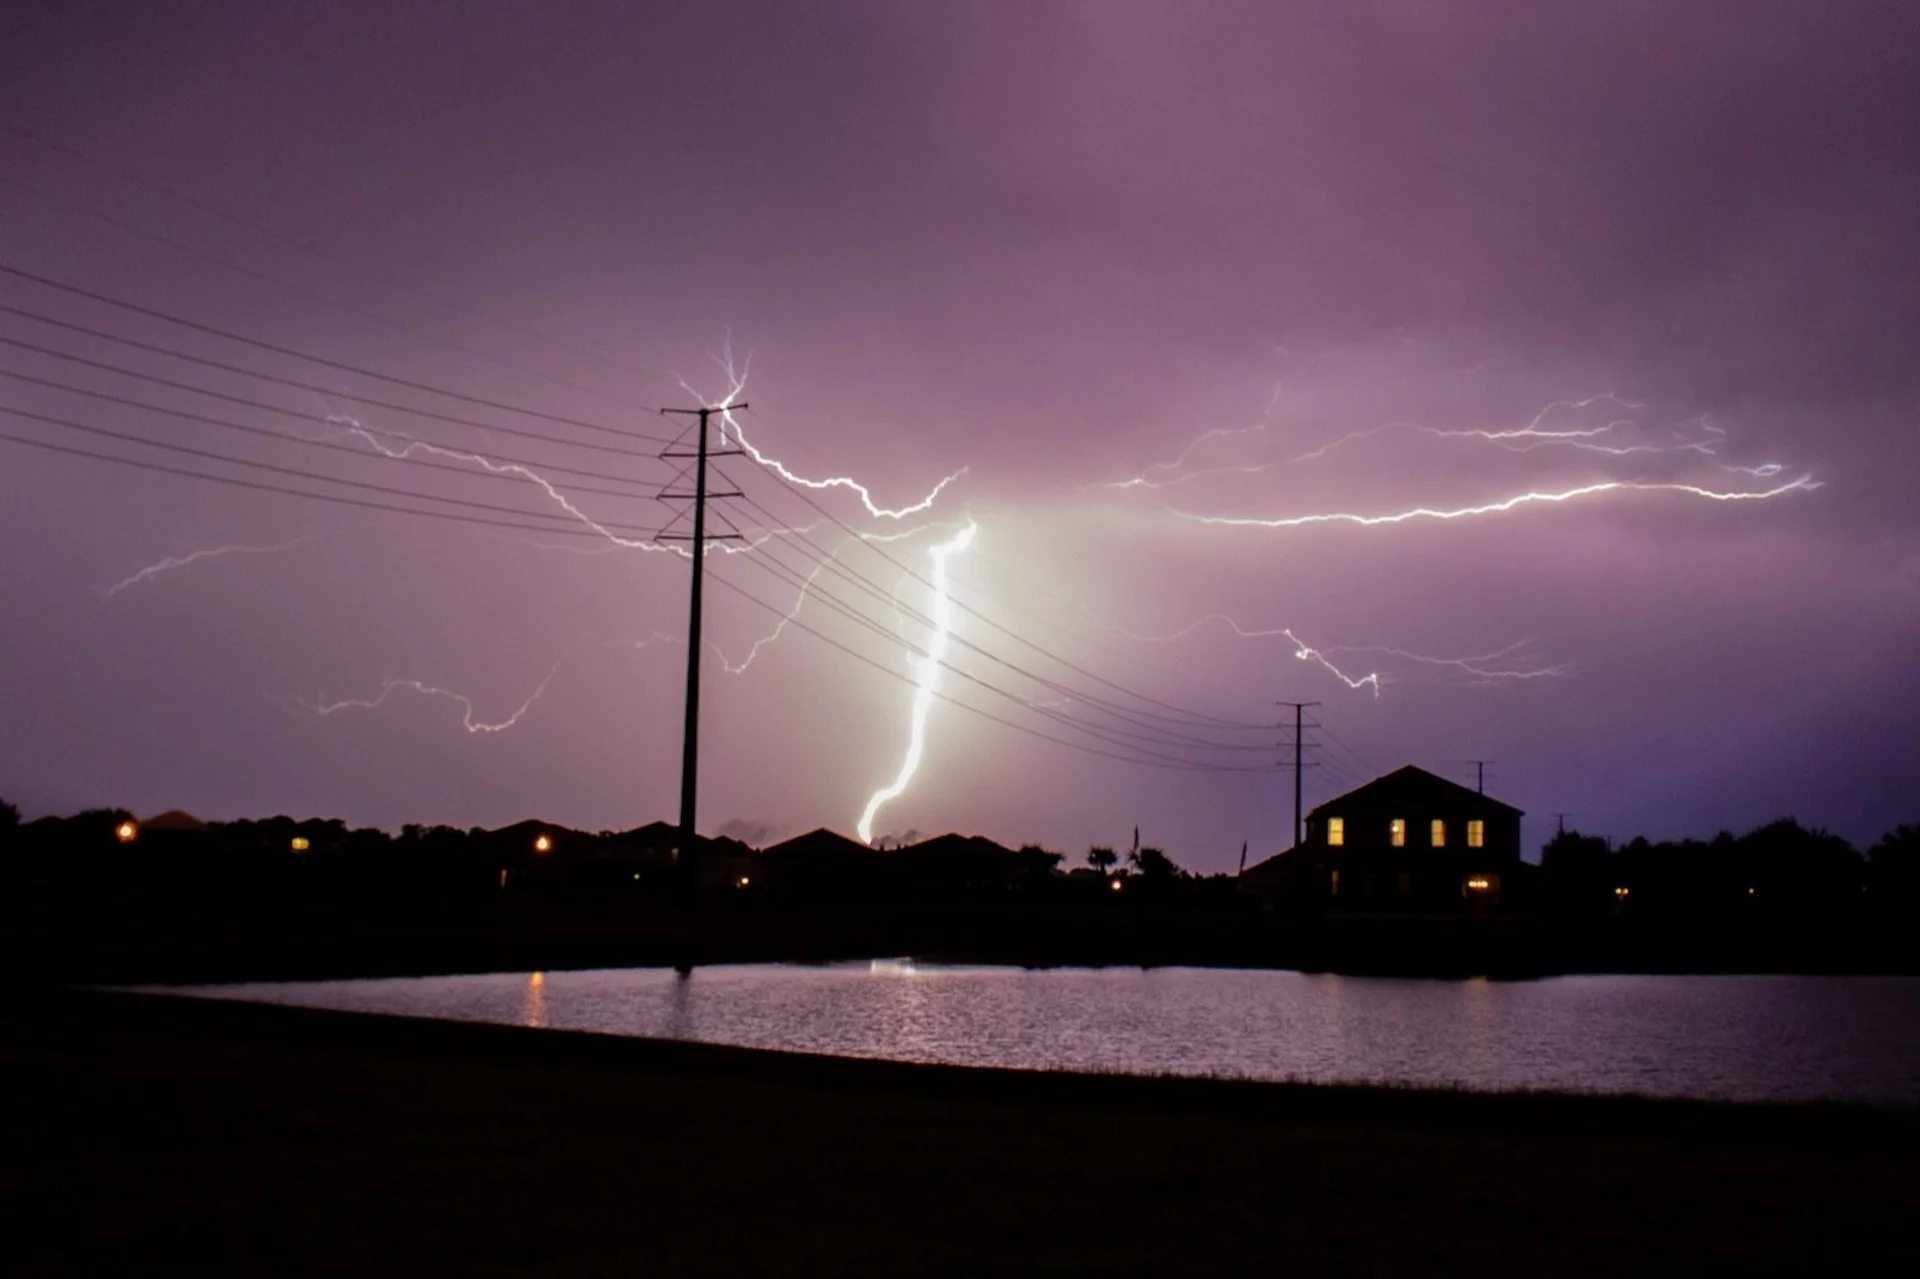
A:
530 971 544 988
115 821 136 843
533 834 552 853
1109 878 1124 892
1466 877 1491 891
290 836 309 852
736 875 750 888
1614 886 1630 898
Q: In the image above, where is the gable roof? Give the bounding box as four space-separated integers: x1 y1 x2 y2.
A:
1307 765 1524 819
894 832 1017 860
761 827 876 861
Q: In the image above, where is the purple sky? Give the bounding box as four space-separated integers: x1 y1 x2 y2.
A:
2 1 1916 866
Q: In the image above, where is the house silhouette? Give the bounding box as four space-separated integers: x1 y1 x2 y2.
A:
1242 765 1523 910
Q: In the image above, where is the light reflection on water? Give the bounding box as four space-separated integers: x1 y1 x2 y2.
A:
185 964 1920 1105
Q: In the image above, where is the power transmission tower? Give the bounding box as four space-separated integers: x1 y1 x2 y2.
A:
1468 760 1494 795
659 404 746 847
1278 701 1320 850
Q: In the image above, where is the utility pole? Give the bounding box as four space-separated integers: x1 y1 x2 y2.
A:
1277 701 1320 851
659 404 745 848
1553 812 1571 836
1468 760 1494 795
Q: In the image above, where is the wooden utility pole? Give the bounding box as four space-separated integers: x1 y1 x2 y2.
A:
659 404 744 847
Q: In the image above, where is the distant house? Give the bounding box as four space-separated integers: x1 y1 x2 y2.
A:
1242 765 1523 909
892 832 1023 898
759 827 887 897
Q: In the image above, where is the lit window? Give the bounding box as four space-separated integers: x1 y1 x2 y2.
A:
1390 819 1406 847
1431 820 1446 847
1327 817 1345 847
1466 877 1491 891
1467 820 1484 849
290 836 309 852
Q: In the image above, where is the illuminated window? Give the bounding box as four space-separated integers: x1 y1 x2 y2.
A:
1327 817 1345 847
1431 820 1446 847
1467 820 1484 849
1330 870 1340 896
290 836 309 852
1466 877 1491 891
1390 819 1406 847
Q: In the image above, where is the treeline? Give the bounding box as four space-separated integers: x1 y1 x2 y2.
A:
1540 819 1920 918
0 799 1240 905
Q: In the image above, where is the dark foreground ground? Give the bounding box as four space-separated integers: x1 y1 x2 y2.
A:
4 988 1918 1277
5 888 1916 984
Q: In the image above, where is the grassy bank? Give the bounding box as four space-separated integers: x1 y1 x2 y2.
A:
4 887 1916 985
3 987 1916 1276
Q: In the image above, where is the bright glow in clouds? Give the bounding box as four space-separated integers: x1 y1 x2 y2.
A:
856 519 978 844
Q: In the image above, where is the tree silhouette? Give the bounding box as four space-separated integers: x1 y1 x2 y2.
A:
1086 846 1117 874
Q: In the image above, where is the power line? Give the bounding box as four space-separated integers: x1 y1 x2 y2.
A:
0 309 666 459
0 427 672 539
723 488 1280 754
0 172 642 411
0 263 670 444
0 364 667 501
0 405 672 535
701 566 1269 774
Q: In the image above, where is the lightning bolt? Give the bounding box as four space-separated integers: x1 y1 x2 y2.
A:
856 519 977 845
1178 475 1820 529
102 535 319 598
683 341 968 520
301 659 568 734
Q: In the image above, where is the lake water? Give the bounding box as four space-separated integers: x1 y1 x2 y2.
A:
181 964 1920 1105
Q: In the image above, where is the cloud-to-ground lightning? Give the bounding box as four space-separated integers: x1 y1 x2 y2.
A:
856 519 977 844
102 535 319 598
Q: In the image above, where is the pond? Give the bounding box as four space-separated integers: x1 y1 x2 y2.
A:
181 963 1920 1105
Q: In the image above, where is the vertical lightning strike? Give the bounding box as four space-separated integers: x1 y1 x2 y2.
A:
856 519 977 845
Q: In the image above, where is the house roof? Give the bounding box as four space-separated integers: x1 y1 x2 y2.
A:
894 832 1017 860
1307 765 1524 819
141 809 209 832
761 827 876 860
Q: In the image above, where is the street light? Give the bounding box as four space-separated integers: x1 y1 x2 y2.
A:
115 821 136 844
533 834 552 853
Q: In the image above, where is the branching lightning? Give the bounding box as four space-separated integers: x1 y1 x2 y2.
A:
1176 474 1820 529
301 659 568 734
103 535 319 598
856 519 977 844
685 341 968 520
1109 614 1569 696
